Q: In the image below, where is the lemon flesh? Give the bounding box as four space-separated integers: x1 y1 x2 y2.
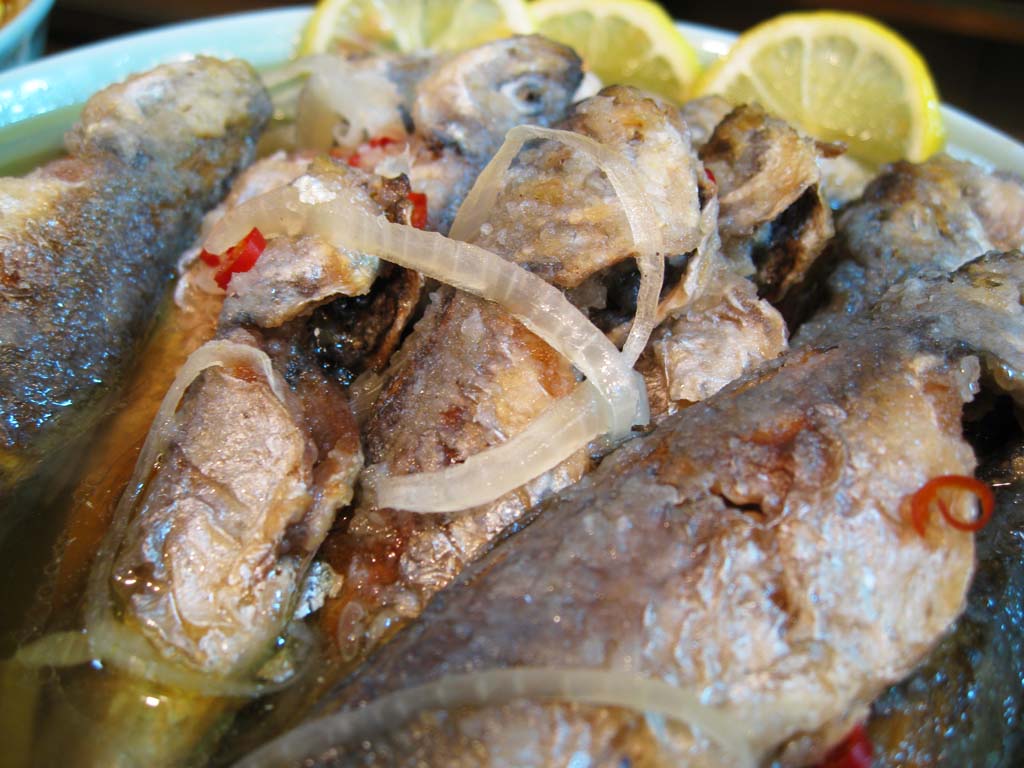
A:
530 0 700 103
695 11 944 164
299 0 533 55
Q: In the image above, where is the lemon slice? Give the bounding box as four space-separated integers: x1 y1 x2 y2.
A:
695 11 944 164
529 0 701 103
299 0 534 56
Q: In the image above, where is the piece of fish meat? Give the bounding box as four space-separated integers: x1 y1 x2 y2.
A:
0 57 270 499
408 35 583 232
638 270 787 418
869 451 1024 766
286 36 582 234
104 167 414 676
800 154 1024 337
267 250 1024 768
317 86 712 665
699 104 835 304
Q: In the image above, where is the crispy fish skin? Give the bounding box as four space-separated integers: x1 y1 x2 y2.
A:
0 56 271 497
409 35 583 232
297 253 1024 768
318 87 709 663
869 474 1024 767
800 154 1024 335
699 104 834 303
105 168 407 676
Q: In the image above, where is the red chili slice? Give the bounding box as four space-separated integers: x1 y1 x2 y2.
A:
817 724 872 768
705 167 716 184
909 474 994 537
213 227 267 290
198 249 220 267
408 191 428 230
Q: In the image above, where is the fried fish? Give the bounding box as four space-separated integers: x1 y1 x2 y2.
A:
0 57 271 501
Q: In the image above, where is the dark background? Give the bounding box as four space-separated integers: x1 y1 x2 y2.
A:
44 0 1024 140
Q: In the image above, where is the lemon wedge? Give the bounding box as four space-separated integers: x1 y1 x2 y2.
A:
529 0 701 102
299 0 534 56
695 11 944 164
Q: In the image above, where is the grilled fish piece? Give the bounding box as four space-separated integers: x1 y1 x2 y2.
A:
869 462 1024 767
637 270 786 419
699 104 835 304
316 86 711 669
800 154 1024 336
263 251 1024 768
0 57 271 500
293 36 582 233
105 166 406 678
24 167 392 768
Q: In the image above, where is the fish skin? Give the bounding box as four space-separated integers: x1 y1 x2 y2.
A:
104 167 403 676
799 154 1024 337
699 104 834 304
317 87 710 666
0 56 271 498
298 252 1024 768
412 36 583 161
869 457 1024 767
638 270 786 418
408 35 583 232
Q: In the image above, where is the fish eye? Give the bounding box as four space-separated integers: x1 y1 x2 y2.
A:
501 74 547 115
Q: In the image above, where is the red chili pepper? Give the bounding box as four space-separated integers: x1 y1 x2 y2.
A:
198 249 220 267
817 724 872 768
705 167 716 184
408 191 428 230
337 136 401 168
213 227 267 290
909 474 994 537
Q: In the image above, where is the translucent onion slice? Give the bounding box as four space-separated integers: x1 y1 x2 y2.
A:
264 55 404 151
15 630 92 669
372 383 602 513
80 341 297 696
235 667 757 768
205 186 646 440
205 186 647 513
450 126 665 366
348 369 385 427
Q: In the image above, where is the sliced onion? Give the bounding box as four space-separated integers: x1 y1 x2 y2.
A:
235 667 757 768
15 631 92 669
80 341 296 696
450 125 665 366
270 55 404 152
372 383 602 513
348 369 385 427
81 619 310 698
205 185 646 441
205 184 647 513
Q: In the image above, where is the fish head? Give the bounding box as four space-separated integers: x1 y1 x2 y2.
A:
413 35 583 159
